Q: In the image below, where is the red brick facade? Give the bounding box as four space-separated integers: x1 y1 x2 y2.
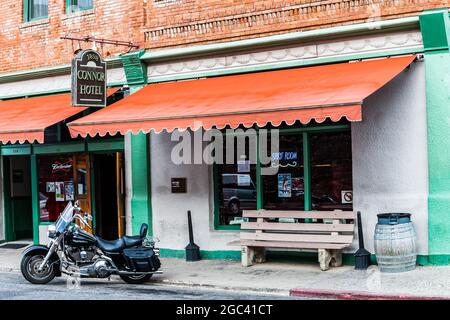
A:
0 0 448 73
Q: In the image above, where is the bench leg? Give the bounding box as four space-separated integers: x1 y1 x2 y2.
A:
241 246 255 267
254 248 266 263
318 249 332 271
330 249 343 267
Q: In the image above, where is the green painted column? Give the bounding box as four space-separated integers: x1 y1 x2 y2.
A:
420 9 450 264
30 155 40 245
130 133 152 236
120 51 152 236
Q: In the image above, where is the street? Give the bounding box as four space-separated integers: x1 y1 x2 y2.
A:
0 271 300 300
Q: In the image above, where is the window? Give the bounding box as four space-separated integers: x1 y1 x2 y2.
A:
215 135 257 228
24 0 48 22
38 155 74 222
67 0 93 13
214 125 353 229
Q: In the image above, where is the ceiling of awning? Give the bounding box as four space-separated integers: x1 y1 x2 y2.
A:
67 55 416 138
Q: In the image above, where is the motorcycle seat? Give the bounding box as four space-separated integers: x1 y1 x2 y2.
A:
95 236 125 253
122 236 143 248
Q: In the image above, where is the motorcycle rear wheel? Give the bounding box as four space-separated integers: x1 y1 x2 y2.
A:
120 274 152 284
21 254 55 284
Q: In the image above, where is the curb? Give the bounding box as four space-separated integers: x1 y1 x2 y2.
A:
290 288 450 300
155 279 290 296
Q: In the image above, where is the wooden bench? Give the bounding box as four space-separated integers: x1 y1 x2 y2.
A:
228 210 356 271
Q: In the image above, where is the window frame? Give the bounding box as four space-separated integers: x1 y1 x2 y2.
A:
213 123 351 230
66 0 94 14
24 0 49 23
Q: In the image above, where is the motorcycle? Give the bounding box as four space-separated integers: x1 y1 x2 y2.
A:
20 201 162 285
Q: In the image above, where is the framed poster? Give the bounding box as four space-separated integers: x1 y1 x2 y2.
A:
46 182 56 193
65 181 74 201
55 182 65 202
278 173 292 198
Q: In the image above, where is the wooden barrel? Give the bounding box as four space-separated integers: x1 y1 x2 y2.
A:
374 213 417 273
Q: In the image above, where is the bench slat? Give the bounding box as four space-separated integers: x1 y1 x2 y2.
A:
230 240 349 250
241 222 354 232
240 232 354 244
243 210 355 219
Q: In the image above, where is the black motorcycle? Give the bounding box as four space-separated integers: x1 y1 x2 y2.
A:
20 201 162 284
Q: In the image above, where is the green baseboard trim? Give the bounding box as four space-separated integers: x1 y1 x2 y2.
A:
0 240 6 245
160 248 450 267
160 248 241 260
417 255 450 266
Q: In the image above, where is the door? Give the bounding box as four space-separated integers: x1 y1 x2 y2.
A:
116 152 125 238
73 154 93 233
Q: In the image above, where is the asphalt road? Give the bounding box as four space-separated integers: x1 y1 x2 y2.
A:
0 271 299 300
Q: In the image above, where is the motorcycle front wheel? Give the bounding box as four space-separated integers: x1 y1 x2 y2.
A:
21 254 56 284
120 274 152 284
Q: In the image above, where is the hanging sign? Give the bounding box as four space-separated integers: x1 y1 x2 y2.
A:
71 49 107 107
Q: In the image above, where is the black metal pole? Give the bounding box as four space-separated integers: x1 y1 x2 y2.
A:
354 211 371 270
185 210 201 262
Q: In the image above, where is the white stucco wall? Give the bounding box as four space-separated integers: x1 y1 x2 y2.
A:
352 60 428 255
151 132 239 252
150 59 428 256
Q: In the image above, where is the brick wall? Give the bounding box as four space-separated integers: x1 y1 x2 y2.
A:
144 0 449 48
0 0 144 73
0 0 448 73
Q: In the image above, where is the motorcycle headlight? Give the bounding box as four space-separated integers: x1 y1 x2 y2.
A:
47 224 57 239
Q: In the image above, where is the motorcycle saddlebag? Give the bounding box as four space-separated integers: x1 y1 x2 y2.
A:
123 247 161 272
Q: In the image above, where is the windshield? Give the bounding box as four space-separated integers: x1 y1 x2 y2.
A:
55 202 74 233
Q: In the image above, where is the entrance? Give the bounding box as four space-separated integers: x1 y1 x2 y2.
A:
4 156 33 241
93 152 125 240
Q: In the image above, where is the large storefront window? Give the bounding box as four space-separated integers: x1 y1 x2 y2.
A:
262 134 304 210
310 131 353 211
214 126 353 228
38 155 75 222
216 135 257 226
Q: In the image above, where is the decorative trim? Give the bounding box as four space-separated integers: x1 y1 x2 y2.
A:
142 16 420 63
0 57 123 84
0 68 126 100
147 30 423 82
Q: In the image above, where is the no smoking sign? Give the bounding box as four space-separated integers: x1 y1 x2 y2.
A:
341 190 353 204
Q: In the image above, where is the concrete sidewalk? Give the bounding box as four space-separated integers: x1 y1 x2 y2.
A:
1 243 450 299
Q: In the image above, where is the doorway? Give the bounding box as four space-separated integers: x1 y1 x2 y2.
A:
4 156 33 241
93 152 125 240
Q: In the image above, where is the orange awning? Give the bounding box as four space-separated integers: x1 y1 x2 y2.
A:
68 56 415 137
0 89 118 144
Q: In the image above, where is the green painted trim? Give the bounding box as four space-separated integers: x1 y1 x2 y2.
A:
90 159 97 231
1 145 31 156
32 142 85 155
418 255 450 266
3 158 13 241
130 133 152 236
66 0 93 13
256 131 263 210
30 155 39 245
23 0 48 23
420 11 450 257
160 248 241 260
303 132 311 211
120 50 148 85
419 9 450 53
147 47 423 84
141 16 420 63
87 139 124 152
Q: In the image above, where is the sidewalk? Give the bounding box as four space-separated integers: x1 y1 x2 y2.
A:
1 244 450 299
